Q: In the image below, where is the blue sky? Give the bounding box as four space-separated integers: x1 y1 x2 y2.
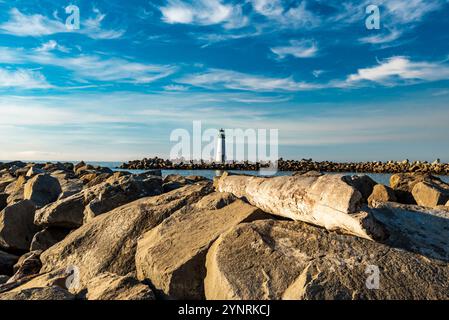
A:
0 0 449 162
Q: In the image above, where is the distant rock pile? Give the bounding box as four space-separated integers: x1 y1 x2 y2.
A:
120 157 449 174
0 160 448 300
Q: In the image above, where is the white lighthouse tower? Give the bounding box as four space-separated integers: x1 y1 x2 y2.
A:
215 128 226 163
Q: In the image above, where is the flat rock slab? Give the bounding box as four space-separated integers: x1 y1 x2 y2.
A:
205 220 449 300
214 173 386 240
136 193 269 299
40 183 213 291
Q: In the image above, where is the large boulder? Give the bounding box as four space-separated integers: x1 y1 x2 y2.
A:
0 200 38 251
34 173 163 228
85 273 155 300
0 250 19 275
4 176 27 205
30 228 71 251
390 173 442 204
214 173 386 240
205 220 449 300
368 184 397 206
0 173 15 193
412 181 449 208
0 286 75 300
8 251 42 283
34 193 85 228
26 166 45 178
136 193 269 299
39 183 213 291
344 175 377 203
24 174 61 208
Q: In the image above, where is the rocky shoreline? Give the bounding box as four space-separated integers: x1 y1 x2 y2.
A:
120 157 449 175
0 160 448 300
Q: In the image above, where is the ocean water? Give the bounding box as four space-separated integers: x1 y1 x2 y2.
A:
3 161 449 185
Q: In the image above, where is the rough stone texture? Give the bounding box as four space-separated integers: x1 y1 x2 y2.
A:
24 174 62 208
412 181 449 208
34 193 85 228
84 173 112 188
30 228 71 251
34 173 163 228
136 193 269 300
368 184 397 206
371 202 449 262
83 174 163 223
85 273 155 300
390 173 443 204
0 200 38 251
0 250 19 275
39 183 213 291
214 173 386 240
162 174 204 193
0 173 15 193
205 220 449 300
0 286 75 300
5 176 26 205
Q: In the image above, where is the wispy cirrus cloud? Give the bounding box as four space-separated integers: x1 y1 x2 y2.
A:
0 47 176 85
178 68 322 92
0 68 52 89
0 8 125 39
271 39 318 59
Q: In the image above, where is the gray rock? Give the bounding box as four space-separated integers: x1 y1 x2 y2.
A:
39 183 213 292
205 220 449 300
0 200 38 251
368 184 397 206
24 174 62 208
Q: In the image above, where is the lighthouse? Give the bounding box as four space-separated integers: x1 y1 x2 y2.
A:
215 128 226 163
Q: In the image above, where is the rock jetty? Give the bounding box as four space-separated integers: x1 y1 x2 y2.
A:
119 157 449 175
0 160 448 300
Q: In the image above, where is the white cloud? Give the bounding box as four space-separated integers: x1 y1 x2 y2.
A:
164 84 189 91
0 8 124 39
0 68 51 89
178 68 322 92
0 47 176 84
383 0 443 24
359 29 402 45
250 0 319 29
160 0 247 29
35 40 70 53
271 39 318 59
346 56 449 85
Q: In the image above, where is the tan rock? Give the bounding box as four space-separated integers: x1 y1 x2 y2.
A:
0 200 38 251
34 193 85 228
4 176 26 205
136 194 268 299
390 173 443 204
214 173 386 240
412 181 449 208
368 184 397 206
30 228 71 251
24 174 62 208
85 273 155 300
205 220 449 300
39 183 213 291
0 286 75 300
